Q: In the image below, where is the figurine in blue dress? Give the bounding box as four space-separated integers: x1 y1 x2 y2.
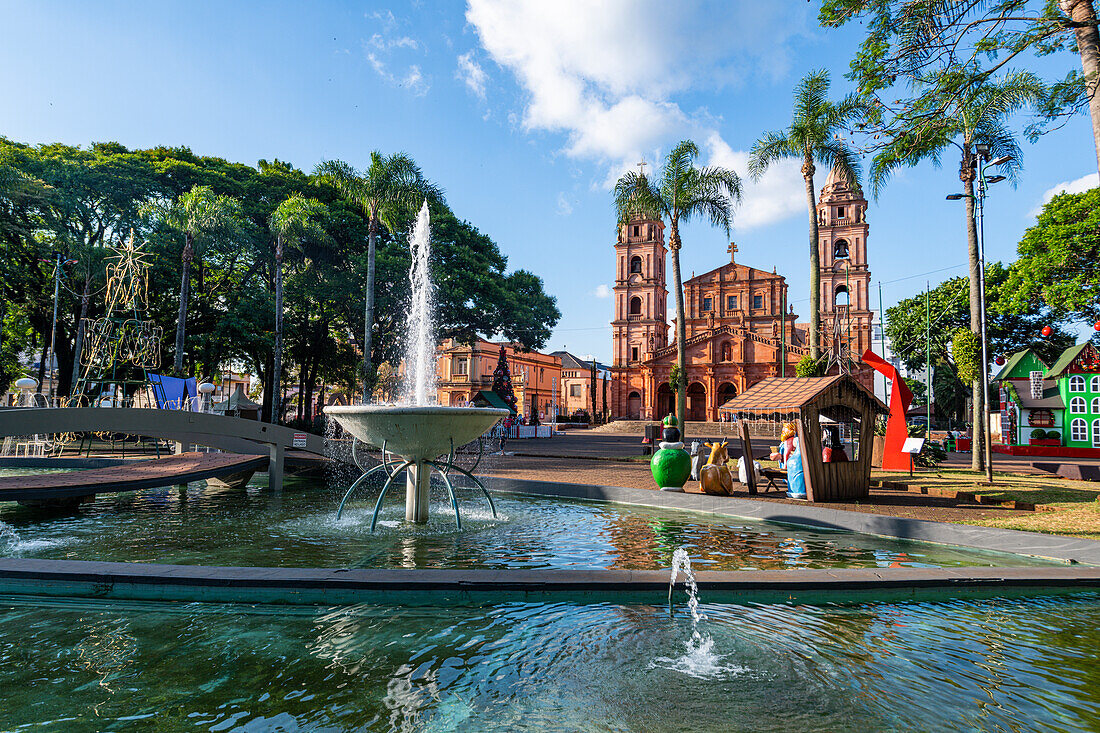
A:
775 421 807 499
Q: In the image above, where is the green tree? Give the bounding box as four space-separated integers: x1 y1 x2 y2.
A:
867 75 1039 471
149 184 247 375
884 265 1073 373
1003 187 1100 324
268 194 331 423
314 153 444 399
748 70 864 359
614 140 742 428
820 0 1100 174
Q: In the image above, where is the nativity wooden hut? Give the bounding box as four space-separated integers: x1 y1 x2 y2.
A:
719 375 887 502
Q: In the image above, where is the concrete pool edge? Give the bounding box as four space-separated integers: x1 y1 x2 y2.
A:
1 559 1098 607
478 476 1100 566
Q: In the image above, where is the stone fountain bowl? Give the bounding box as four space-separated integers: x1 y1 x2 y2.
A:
324 405 509 463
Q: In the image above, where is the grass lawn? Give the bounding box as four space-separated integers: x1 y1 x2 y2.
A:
876 467 1100 539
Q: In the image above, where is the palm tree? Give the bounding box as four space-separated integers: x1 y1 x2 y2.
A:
614 140 742 429
748 69 864 360
315 153 444 401
268 194 331 424
868 71 1040 472
157 185 244 375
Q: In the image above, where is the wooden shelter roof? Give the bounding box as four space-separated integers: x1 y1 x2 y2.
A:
719 375 887 417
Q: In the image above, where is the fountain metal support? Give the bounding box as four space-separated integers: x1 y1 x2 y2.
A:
335 437 498 531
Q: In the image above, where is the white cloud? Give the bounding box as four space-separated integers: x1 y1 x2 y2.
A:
1031 173 1099 216
704 132 805 230
465 0 805 191
363 13 428 96
456 51 488 100
556 192 573 216
594 284 612 298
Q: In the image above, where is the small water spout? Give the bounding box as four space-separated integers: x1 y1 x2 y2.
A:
653 547 744 680
0 521 20 553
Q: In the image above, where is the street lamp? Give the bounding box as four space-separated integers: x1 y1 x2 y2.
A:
946 151 1009 483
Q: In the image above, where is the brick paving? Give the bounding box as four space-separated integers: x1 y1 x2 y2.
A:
480 453 1037 524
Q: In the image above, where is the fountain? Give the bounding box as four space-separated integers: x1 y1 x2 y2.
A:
325 202 507 529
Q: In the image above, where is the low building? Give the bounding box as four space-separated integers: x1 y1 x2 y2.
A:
437 338 562 420
551 351 612 421
994 342 1100 450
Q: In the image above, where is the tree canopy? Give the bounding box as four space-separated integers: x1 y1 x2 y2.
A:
0 138 559 411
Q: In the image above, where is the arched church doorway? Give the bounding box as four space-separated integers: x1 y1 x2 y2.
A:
717 382 736 410
627 391 642 419
687 382 706 422
656 383 673 419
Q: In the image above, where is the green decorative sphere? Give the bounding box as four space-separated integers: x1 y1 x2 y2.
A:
650 445 691 491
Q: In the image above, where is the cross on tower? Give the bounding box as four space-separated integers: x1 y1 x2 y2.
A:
637 158 647 176
727 241 738 263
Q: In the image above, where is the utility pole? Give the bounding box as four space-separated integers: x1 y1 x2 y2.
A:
46 253 62 401
925 281 931 432
780 284 786 377
878 280 887 406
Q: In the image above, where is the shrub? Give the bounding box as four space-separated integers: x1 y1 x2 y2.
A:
915 440 947 468
1030 428 1047 439
796 355 822 378
951 329 981 384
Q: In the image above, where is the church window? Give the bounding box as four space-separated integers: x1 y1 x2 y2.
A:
632 225 640 237
631 346 639 361
833 239 850 259
629 296 642 315
752 294 763 310
836 206 845 219
727 295 738 310
629 256 642 274
702 296 713 312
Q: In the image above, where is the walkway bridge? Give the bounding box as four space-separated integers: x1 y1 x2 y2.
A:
0 407 327 492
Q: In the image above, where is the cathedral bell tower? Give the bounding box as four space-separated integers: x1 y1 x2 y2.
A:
612 208 668 367
817 166 873 368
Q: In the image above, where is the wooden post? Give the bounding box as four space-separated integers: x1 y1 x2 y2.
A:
738 419 757 495
795 414 816 502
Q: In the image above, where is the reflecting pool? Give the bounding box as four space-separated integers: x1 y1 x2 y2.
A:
0 593 1097 731
0 479 1056 570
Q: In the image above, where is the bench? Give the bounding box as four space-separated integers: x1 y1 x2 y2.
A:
760 468 787 493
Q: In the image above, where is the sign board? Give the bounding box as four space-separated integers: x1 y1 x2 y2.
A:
292 433 308 448
901 437 925 454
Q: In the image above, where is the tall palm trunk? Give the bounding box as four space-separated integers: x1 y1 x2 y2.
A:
803 156 821 359
669 223 687 431
174 231 193 375
1061 0 1100 175
362 216 377 402
962 162 985 472
272 235 284 424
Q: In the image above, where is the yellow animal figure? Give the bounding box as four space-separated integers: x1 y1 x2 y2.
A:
699 441 735 496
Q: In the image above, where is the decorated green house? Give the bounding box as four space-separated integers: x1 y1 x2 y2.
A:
993 342 1100 453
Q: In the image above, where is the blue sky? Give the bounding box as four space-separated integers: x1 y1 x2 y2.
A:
1 1 1094 362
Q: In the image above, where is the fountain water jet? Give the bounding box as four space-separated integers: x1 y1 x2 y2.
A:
325 202 507 528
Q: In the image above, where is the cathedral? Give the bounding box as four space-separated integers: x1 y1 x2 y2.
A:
610 167 874 421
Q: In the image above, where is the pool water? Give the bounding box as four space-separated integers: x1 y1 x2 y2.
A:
0 593 1097 731
0 479 1056 570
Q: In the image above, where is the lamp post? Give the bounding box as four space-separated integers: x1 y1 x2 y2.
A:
946 148 1008 484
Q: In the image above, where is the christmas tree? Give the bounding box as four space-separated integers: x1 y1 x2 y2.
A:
491 345 517 413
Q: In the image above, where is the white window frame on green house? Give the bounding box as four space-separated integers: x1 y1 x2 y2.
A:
1094 419 1100 448
1070 396 1086 413
1070 375 1086 391
1093 397 1100 414
1092 375 1100 391
1071 418 1088 442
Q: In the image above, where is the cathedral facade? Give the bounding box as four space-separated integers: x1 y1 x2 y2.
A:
610 167 874 421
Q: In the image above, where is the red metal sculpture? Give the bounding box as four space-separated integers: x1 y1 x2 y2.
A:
861 349 913 470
